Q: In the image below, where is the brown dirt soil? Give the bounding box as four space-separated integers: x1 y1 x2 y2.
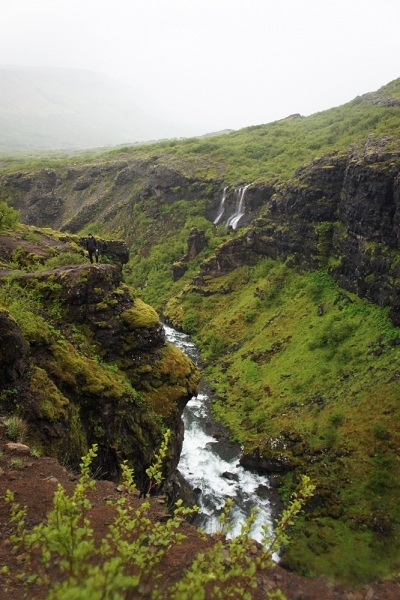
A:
0 431 399 599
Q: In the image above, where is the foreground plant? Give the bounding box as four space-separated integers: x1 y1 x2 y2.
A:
3 415 28 442
171 476 315 600
2 430 314 599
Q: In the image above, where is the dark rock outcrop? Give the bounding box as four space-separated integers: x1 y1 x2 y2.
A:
171 228 207 281
0 262 199 487
163 469 198 512
77 237 130 267
187 227 207 260
171 261 188 282
240 446 293 474
148 166 190 193
73 178 92 191
7 168 64 226
199 139 400 324
0 310 29 384
114 167 135 186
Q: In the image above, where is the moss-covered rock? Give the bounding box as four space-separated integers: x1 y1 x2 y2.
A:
121 298 159 329
0 244 200 488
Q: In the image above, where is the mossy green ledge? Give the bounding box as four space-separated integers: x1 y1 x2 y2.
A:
0 263 200 489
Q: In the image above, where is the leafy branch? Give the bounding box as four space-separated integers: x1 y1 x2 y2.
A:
2 436 314 599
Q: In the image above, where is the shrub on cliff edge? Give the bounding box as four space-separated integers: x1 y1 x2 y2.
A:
0 201 19 231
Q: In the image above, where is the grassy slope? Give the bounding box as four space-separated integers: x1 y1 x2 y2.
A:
1 78 400 184
164 259 400 583
105 78 400 183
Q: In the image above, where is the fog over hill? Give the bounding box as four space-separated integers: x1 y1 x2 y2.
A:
0 66 203 151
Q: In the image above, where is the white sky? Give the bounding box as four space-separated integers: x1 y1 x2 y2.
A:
1 0 400 132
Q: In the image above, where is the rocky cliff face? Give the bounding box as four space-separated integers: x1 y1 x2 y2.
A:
3 137 400 326
0 160 222 243
2 135 400 346
0 229 199 488
199 138 400 324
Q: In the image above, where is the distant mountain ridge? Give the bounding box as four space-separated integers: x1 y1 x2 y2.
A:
0 66 200 150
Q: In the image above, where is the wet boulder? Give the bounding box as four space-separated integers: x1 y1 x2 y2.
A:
222 471 239 482
240 445 293 474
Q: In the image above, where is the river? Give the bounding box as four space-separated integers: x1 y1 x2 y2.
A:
164 324 275 543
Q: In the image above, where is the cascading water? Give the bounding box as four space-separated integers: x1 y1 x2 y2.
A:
164 324 274 544
213 186 228 225
226 183 252 230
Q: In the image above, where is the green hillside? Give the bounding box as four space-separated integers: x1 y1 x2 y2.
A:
2 77 400 183
104 77 400 183
165 261 400 583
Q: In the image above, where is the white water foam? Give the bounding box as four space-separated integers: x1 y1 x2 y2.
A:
164 324 274 544
213 186 228 225
226 183 252 230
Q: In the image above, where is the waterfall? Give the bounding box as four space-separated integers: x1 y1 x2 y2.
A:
226 183 252 230
213 186 228 225
164 324 275 545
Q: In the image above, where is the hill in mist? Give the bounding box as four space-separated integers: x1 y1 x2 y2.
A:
0 66 202 151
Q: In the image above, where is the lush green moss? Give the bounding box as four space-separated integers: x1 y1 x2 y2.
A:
143 342 200 417
164 258 400 583
30 366 69 421
121 298 159 329
0 239 199 478
0 201 19 231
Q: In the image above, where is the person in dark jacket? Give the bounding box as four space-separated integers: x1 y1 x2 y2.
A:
86 233 99 264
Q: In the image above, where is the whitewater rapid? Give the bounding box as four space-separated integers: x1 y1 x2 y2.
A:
164 324 274 543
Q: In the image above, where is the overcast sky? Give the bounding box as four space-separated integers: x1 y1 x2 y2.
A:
1 0 400 132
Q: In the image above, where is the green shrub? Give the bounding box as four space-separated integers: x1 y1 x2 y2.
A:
309 316 358 351
204 333 226 359
8 457 24 470
372 422 390 440
182 311 200 335
21 230 40 243
243 397 257 412
324 425 338 447
0 201 19 231
368 468 393 493
4 416 28 442
4 436 315 598
244 309 257 323
367 453 395 492
328 412 345 427
306 269 335 302
41 252 87 269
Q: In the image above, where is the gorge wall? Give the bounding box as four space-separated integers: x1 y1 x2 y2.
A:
0 228 199 489
1 135 400 582
2 136 400 326
201 138 400 325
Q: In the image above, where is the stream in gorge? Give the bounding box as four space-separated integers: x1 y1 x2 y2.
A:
164 324 275 543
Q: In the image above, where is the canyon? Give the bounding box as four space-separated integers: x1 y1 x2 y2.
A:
1 79 400 590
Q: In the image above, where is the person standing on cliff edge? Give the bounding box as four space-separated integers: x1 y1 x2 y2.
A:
86 233 99 264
